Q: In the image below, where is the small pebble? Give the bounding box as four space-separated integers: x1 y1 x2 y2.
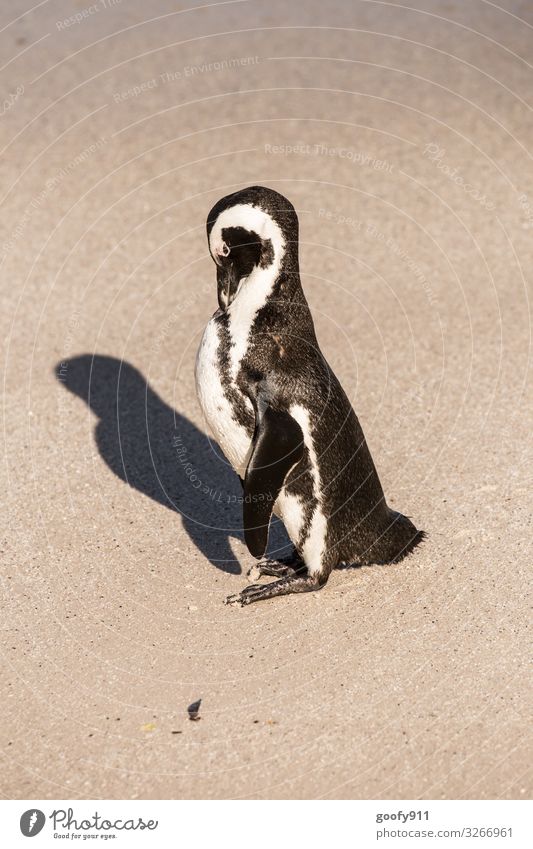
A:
188 699 202 721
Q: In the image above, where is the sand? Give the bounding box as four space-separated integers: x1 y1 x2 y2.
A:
1 0 531 799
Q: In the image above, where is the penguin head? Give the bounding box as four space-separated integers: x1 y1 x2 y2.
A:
206 186 298 310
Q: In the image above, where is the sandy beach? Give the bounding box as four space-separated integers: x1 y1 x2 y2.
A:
1 0 531 799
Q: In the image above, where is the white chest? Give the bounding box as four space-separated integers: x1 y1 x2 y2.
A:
195 316 252 477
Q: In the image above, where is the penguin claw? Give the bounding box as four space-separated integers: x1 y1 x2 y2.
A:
224 593 243 606
225 583 265 606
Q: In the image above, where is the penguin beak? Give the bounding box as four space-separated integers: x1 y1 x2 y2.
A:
217 263 240 310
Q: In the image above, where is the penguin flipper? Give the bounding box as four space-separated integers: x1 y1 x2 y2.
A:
243 406 304 559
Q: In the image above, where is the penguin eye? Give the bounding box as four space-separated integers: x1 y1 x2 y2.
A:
221 242 230 257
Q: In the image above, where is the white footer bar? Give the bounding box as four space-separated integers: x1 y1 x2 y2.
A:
2 799 530 848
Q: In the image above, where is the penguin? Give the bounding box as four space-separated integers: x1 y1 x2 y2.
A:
195 185 425 605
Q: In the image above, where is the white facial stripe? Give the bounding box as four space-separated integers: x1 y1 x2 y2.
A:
208 203 285 263
209 203 286 382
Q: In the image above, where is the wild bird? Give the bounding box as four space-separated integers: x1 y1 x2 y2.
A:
195 186 424 605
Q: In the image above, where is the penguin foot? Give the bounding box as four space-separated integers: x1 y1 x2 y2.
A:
225 573 324 606
246 553 306 581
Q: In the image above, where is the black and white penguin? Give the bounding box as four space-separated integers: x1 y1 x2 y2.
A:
195 185 424 605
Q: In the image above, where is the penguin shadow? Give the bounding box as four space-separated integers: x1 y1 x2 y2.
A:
55 354 290 575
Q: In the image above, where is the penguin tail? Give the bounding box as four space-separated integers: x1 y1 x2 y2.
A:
348 510 426 566
390 525 426 562
386 511 426 563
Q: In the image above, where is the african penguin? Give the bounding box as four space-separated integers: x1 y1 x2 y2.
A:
195 185 424 605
